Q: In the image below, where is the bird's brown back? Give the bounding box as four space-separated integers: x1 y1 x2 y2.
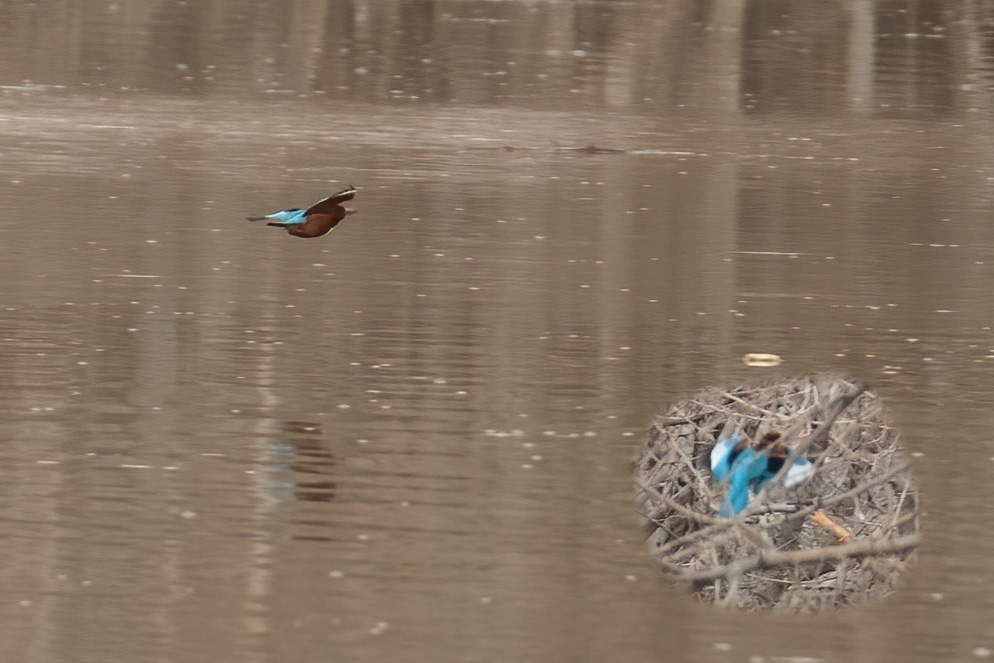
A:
286 208 354 238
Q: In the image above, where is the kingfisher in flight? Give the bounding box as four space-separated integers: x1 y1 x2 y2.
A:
248 186 357 238
710 431 814 517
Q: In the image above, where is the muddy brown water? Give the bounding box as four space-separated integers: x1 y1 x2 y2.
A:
2 2 994 661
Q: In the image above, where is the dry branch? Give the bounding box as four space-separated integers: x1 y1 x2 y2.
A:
811 509 853 543
679 533 921 583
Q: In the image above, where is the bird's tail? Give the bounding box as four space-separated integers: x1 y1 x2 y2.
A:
247 216 268 222
719 471 751 517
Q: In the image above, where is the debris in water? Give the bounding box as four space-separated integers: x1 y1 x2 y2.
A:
742 352 782 367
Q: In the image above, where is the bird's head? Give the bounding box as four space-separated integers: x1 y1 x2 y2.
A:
754 431 782 452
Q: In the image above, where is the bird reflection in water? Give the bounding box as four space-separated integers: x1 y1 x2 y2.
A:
268 420 337 503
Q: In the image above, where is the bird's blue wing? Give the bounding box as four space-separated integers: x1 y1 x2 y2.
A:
719 449 774 517
710 434 745 483
719 449 759 516
266 209 307 225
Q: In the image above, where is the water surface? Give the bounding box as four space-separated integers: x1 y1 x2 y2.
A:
2 2 994 662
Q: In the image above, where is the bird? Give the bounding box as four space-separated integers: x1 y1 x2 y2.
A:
248 186 357 238
712 431 814 517
753 438 814 490
718 445 771 518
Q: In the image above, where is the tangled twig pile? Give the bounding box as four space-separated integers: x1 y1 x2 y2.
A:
634 375 920 612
